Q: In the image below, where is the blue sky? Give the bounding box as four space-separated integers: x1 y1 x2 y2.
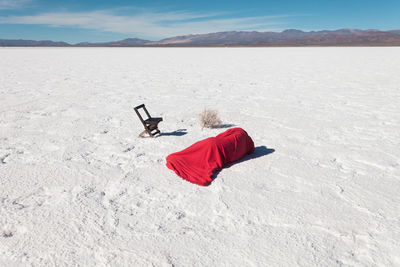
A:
0 0 399 43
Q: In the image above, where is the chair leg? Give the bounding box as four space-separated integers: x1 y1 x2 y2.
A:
139 130 147 137
139 128 160 138
139 129 156 138
153 129 161 136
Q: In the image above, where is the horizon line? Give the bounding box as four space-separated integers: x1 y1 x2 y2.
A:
1 28 400 45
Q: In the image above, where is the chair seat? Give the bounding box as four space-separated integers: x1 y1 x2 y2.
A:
144 117 163 125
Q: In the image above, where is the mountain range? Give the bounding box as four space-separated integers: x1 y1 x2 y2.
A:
2 29 400 47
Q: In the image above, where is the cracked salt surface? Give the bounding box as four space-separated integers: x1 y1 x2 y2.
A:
0 47 399 266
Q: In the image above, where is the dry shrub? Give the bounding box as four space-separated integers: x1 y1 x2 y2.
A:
199 108 222 129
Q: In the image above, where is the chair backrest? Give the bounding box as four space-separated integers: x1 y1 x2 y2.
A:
134 104 151 123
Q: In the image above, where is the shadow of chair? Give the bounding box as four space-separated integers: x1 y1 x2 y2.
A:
160 129 188 136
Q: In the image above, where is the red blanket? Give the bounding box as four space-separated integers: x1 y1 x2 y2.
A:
166 128 255 186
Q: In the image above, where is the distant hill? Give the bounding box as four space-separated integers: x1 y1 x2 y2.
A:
152 29 400 46
75 38 151 47
2 29 400 47
0 39 70 47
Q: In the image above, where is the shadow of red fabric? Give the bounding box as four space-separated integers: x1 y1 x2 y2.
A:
166 128 255 186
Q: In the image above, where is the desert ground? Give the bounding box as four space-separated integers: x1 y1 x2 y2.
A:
1 47 399 266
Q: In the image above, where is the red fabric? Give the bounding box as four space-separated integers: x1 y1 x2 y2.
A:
166 128 255 186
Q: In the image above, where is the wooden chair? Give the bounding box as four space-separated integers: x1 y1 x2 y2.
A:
134 104 163 137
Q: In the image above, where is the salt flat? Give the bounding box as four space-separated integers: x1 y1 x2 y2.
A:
0 47 399 266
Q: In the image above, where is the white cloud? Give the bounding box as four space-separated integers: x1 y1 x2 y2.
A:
0 0 31 10
0 9 293 39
